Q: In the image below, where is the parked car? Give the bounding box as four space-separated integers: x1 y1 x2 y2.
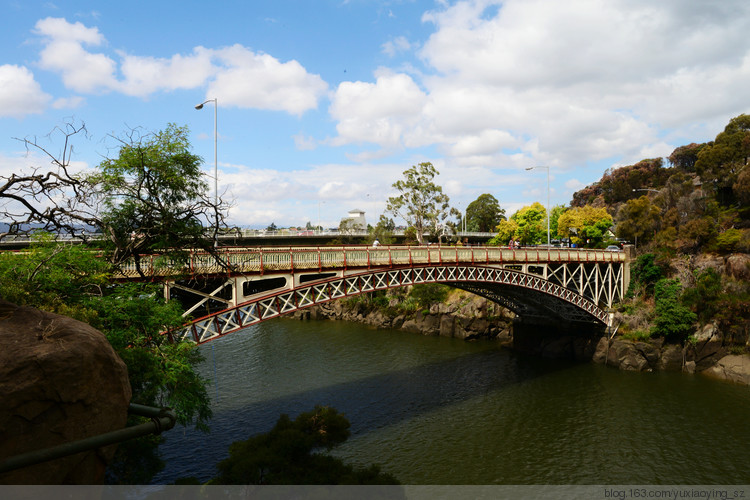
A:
605 245 621 251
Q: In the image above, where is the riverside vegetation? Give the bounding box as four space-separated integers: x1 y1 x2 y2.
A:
300 114 750 382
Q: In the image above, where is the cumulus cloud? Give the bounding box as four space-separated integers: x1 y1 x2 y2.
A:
31 17 327 114
0 65 51 117
327 0 750 172
208 45 328 115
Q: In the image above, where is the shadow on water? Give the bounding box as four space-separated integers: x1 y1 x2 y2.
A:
153 329 578 484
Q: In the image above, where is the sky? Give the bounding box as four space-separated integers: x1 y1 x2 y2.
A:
2 0 750 230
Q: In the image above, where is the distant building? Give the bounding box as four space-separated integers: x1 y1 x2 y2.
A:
340 208 367 230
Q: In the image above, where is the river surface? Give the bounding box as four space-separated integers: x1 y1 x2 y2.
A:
152 318 750 485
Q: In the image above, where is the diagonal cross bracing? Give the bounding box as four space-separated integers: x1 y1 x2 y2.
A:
171 261 623 344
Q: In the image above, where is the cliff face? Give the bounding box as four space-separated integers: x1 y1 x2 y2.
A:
0 300 131 484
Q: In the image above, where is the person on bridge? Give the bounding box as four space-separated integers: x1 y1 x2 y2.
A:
373 239 380 247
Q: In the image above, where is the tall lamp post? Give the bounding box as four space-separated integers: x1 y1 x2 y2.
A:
525 165 550 247
195 98 218 246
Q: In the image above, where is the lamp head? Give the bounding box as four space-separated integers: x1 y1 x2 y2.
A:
194 103 204 110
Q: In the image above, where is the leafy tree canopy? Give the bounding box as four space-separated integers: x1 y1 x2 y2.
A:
0 240 212 483
695 113 750 205
557 205 613 247
488 219 519 246
386 162 453 245
465 193 506 232
509 202 547 245
212 406 399 485
90 123 228 275
615 196 660 247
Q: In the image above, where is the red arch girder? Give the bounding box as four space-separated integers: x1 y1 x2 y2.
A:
171 264 612 344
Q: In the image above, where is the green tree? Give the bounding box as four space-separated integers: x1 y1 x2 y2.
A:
695 114 750 206
465 193 505 232
91 124 229 276
0 240 212 484
615 196 660 248
386 162 452 245
510 202 547 245
651 278 696 342
370 215 396 245
212 406 399 485
681 268 722 324
488 219 519 246
556 205 613 247
627 253 664 297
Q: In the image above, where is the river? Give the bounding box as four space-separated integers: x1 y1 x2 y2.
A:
152 318 750 485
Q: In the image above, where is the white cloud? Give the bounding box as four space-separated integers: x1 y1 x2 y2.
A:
31 18 328 114
382 36 413 57
34 17 118 93
208 45 328 115
0 65 51 117
326 0 750 174
329 71 429 148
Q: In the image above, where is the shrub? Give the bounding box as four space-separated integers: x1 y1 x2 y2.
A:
408 283 450 310
651 278 697 342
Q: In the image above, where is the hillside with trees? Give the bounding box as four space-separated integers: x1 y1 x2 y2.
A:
567 114 749 362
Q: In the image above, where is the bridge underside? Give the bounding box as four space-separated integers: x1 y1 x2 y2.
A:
167 263 622 344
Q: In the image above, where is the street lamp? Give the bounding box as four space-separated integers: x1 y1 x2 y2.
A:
195 98 218 245
525 166 550 247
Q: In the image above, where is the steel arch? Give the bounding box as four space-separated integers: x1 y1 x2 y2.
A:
170 264 612 344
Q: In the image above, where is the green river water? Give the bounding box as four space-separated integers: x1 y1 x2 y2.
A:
153 318 750 485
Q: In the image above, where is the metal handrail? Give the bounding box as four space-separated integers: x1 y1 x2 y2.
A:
0 404 176 474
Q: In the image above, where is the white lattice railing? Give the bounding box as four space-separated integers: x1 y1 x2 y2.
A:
118 245 626 278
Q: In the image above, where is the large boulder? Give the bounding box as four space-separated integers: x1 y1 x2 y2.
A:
702 355 750 385
0 300 131 484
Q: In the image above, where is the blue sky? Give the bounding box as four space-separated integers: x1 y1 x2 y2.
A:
2 0 750 229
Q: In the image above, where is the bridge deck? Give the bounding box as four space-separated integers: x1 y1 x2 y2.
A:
117 245 626 278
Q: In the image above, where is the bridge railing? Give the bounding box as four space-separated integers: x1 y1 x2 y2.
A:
116 245 626 278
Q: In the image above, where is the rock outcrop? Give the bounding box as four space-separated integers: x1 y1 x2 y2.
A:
292 289 514 343
0 300 131 484
702 354 750 385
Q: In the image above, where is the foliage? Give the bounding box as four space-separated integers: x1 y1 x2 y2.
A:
0 240 212 484
408 283 450 310
90 124 229 275
386 162 453 245
695 113 750 206
650 279 696 342
681 268 722 324
556 205 613 247
464 193 506 232
668 143 706 173
615 196 661 248
571 158 669 207
714 228 743 253
370 215 396 245
628 253 664 298
488 219 519 245
509 202 547 245
212 406 399 485
266 222 278 231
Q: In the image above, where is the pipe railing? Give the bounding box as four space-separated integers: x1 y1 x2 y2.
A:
0 404 176 474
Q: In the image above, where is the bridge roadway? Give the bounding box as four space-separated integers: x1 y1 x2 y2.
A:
122 244 630 344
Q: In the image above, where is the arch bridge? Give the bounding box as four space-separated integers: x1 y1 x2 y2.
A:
117 245 631 344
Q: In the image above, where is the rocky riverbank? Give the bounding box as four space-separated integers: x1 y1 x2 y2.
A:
291 288 750 385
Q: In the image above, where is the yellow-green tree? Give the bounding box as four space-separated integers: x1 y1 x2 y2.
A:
557 205 613 247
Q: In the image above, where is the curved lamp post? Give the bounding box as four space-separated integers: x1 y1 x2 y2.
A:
526 166 550 247
195 98 218 246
